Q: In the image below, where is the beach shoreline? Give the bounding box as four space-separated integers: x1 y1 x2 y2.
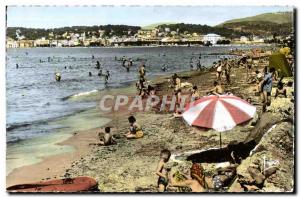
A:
6 46 294 192
6 69 176 186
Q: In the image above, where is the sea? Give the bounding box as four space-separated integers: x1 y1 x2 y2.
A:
6 45 268 174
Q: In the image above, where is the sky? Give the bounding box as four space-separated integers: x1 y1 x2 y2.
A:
6 6 293 29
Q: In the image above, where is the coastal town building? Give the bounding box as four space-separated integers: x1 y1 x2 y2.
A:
6 37 18 48
34 37 50 47
203 33 222 45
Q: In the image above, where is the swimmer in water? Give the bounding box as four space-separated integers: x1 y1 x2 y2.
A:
96 61 101 69
161 64 167 72
55 73 61 82
98 69 103 76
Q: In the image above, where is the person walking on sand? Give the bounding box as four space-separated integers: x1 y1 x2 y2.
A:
155 149 171 192
261 67 275 112
224 58 231 84
216 60 223 83
139 64 146 79
125 116 144 139
246 56 253 81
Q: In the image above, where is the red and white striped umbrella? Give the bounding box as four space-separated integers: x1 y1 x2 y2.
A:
182 95 256 132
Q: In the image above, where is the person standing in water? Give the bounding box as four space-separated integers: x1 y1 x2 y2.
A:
190 58 194 70
129 58 133 66
16 64 19 69
122 56 126 67
98 69 103 76
96 61 101 69
104 70 110 85
196 59 202 71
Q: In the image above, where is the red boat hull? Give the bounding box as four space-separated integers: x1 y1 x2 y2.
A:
7 177 99 192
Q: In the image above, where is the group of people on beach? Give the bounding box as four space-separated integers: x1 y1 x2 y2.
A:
93 59 110 85
118 56 133 72
88 46 294 192
155 149 238 192
135 63 156 98
91 114 144 147
213 58 232 85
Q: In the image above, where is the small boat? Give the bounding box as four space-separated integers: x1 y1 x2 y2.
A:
7 176 99 193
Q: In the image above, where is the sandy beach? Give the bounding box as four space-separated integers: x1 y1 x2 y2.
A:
6 47 294 192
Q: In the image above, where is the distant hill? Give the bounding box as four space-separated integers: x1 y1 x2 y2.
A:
217 12 294 37
156 23 251 38
218 12 293 26
6 25 141 40
142 22 176 30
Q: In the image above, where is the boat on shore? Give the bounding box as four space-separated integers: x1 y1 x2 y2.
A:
7 176 99 193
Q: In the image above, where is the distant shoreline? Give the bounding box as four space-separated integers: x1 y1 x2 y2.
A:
6 43 272 49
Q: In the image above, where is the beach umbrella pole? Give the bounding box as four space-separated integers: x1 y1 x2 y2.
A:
219 132 222 148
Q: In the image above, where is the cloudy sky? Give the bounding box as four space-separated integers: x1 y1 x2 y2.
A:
7 6 293 28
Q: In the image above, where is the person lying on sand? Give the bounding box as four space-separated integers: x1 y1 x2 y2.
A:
89 127 116 146
169 163 207 192
155 149 171 192
125 116 144 139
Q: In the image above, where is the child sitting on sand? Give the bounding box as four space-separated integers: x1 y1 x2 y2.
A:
125 116 144 139
155 149 171 192
89 127 115 146
208 81 224 95
169 163 207 192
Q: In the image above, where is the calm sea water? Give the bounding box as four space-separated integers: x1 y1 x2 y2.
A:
6 45 262 143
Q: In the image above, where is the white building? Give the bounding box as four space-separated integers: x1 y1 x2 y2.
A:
203 33 222 45
240 36 249 43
